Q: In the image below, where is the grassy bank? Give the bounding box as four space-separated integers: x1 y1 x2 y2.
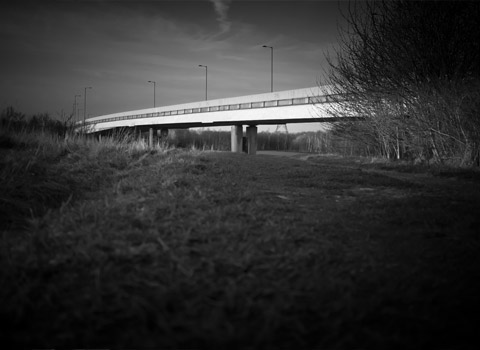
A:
0 129 165 229
1 128 480 348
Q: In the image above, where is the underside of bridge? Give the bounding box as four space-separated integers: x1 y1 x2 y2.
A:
146 124 259 154
95 124 260 154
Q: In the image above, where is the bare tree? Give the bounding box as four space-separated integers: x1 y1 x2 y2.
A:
325 0 480 166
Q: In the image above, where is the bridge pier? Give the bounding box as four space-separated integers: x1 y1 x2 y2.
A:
230 125 257 154
147 127 169 148
231 125 243 153
148 127 154 148
246 125 257 155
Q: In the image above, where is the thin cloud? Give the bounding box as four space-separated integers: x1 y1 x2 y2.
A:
209 0 232 34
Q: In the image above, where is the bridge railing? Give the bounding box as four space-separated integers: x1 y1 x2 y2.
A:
84 93 344 127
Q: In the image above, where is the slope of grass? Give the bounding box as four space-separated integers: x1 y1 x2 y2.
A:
1 130 480 349
0 129 163 229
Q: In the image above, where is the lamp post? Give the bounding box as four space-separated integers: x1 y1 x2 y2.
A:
148 80 156 107
74 94 81 122
262 45 274 92
198 64 208 100
83 86 92 132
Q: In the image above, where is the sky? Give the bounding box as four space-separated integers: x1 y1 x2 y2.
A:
0 0 348 132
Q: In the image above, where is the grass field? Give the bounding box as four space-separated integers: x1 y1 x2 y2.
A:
1 130 480 349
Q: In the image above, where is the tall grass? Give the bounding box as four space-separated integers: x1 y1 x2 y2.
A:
0 117 170 231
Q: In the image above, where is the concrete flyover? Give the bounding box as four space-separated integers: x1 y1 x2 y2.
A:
80 85 348 154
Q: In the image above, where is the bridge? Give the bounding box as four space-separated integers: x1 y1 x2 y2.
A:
81 85 347 154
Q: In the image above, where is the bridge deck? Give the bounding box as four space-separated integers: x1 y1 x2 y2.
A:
83 86 340 133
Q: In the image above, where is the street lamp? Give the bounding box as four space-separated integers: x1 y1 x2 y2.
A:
262 45 274 92
83 86 92 132
198 64 208 100
148 80 156 107
74 94 81 122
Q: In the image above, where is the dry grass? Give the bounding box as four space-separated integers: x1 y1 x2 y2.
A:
1 128 480 349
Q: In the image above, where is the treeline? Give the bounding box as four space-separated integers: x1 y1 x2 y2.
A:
0 106 73 136
167 129 230 151
167 129 355 154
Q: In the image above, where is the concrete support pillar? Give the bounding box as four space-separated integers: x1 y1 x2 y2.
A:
246 125 257 155
159 128 169 147
149 127 154 148
231 125 243 153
